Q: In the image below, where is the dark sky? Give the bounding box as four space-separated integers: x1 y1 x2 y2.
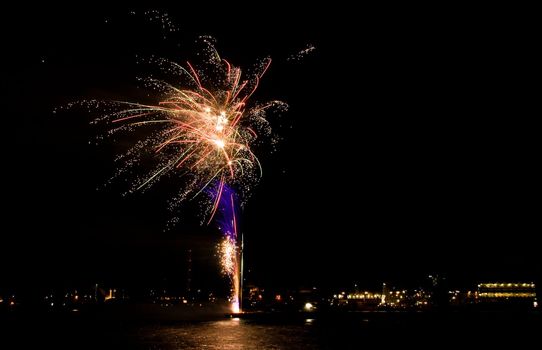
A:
1 5 539 294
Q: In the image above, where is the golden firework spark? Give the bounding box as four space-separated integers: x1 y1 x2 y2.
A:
219 236 237 276
95 44 286 221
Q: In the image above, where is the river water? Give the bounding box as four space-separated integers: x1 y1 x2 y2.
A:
2 311 540 349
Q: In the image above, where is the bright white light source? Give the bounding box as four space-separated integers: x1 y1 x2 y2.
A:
213 139 225 148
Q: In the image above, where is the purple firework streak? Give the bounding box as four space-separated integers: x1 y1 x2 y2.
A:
209 181 242 313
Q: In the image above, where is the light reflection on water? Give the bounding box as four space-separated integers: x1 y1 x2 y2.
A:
3 311 538 349
138 318 317 350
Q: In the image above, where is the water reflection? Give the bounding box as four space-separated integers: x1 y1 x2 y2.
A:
139 318 316 350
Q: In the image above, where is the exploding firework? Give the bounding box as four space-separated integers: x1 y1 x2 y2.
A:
89 38 284 314
94 40 286 223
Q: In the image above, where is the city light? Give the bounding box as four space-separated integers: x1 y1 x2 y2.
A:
478 292 536 298
478 283 535 288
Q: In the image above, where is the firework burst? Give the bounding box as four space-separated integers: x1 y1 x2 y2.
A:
87 38 285 313
94 40 286 222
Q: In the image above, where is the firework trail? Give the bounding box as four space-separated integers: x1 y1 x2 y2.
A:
212 183 242 313
287 43 316 62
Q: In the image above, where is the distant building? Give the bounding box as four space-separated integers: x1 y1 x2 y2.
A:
331 284 433 310
476 282 537 308
332 290 383 310
245 285 264 308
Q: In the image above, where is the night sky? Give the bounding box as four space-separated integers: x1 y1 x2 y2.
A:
2 5 539 294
